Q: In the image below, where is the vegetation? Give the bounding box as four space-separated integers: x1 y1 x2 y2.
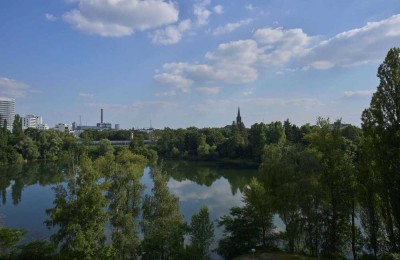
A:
1 48 400 259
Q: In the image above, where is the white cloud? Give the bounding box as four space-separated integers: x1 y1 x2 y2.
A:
150 19 191 45
196 87 221 95
79 92 94 97
0 77 30 98
344 90 374 97
305 14 400 69
243 87 255 96
254 27 313 67
157 40 260 87
63 0 179 37
193 0 211 26
213 5 223 14
155 90 176 97
212 19 252 35
245 4 254 11
154 73 193 93
45 13 57 21
155 14 400 92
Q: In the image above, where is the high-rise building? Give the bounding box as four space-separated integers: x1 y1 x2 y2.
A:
0 97 15 132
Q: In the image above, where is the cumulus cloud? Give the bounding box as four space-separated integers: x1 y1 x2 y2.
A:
63 0 179 37
196 87 221 94
212 19 252 35
154 73 193 93
344 90 374 97
254 27 313 67
0 77 30 98
304 14 400 69
45 13 57 21
150 19 191 45
156 40 260 89
193 0 212 26
213 5 224 14
155 14 400 92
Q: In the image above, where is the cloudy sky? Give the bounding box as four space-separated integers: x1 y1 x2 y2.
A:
1 0 400 129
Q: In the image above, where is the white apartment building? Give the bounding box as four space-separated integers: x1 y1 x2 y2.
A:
0 97 15 132
37 123 49 131
54 123 73 133
22 115 42 129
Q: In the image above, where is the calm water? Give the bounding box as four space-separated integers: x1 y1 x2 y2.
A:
0 160 258 247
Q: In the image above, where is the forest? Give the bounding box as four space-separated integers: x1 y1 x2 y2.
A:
0 48 399 259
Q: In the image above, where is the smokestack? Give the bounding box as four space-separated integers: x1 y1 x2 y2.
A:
101 108 103 124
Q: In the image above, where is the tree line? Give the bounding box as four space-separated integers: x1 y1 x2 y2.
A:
215 48 400 259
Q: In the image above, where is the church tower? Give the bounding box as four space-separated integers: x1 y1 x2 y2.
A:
236 107 242 125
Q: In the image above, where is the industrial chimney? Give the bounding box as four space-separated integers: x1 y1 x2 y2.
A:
101 108 103 124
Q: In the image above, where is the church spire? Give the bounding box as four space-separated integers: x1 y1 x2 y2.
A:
236 107 242 125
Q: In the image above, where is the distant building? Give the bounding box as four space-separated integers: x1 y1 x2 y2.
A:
234 107 245 129
37 123 49 131
75 108 114 131
0 97 15 131
54 123 73 133
115 124 120 130
22 115 42 129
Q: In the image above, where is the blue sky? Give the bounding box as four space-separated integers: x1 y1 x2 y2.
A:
1 0 400 129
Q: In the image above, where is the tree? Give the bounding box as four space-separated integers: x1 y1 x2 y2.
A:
188 205 214 259
15 136 39 161
106 149 145 259
0 227 26 257
217 207 261 258
361 47 400 252
45 155 112 259
98 138 114 156
141 166 185 259
305 118 354 258
12 114 23 140
243 178 274 249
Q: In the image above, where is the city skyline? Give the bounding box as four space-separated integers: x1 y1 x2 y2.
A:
1 1 400 129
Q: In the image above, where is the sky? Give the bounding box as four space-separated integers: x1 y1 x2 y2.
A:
1 0 400 129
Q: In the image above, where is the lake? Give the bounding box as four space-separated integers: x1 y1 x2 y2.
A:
0 160 258 253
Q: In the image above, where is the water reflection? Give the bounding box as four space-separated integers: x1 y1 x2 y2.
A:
0 162 66 206
0 160 257 243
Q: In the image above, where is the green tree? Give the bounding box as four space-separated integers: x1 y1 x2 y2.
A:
217 207 261 258
361 47 400 252
305 118 354 258
45 155 112 259
15 136 39 161
98 138 114 156
106 149 145 259
188 205 214 259
12 114 24 141
243 178 274 249
0 227 26 257
141 166 185 259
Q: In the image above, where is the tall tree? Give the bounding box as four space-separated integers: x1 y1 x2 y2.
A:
45 155 112 259
305 119 354 258
141 166 185 259
188 205 214 259
106 149 146 259
361 47 400 252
